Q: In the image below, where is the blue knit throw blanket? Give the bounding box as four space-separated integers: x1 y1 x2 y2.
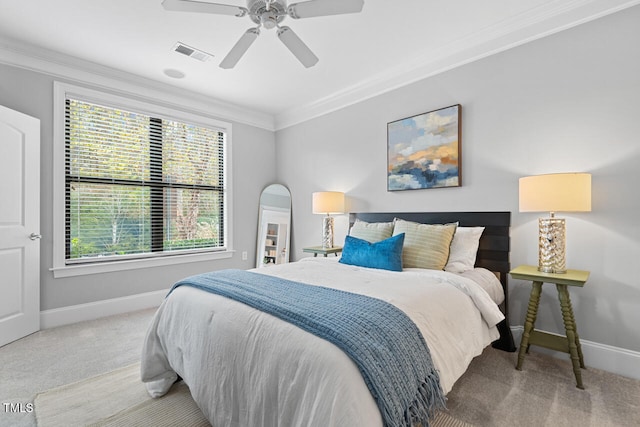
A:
170 269 446 427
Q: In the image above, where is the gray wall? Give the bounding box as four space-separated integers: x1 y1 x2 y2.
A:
0 63 276 310
275 7 640 352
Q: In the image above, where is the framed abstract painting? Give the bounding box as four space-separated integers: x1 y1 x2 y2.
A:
387 104 461 191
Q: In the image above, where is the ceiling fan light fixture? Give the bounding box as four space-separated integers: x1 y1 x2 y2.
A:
260 11 279 29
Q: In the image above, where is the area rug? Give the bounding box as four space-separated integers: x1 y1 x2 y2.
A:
34 363 472 427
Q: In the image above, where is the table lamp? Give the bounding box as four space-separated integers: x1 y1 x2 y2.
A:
519 173 591 273
312 191 345 248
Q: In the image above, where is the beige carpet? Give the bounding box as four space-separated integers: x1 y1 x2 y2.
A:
445 347 640 427
34 363 470 427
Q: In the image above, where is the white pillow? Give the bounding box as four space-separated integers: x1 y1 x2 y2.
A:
444 226 484 273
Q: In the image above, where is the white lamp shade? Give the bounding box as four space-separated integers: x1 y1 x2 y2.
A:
312 191 345 215
519 173 591 213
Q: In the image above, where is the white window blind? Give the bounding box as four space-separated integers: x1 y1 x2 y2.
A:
65 98 226 264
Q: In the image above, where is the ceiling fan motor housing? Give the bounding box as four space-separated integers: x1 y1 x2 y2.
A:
248 0 287 27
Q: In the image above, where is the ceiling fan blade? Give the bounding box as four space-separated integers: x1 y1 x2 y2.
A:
162 0 247 17
287 0 364 19
277 26 319 68
219 28 260 69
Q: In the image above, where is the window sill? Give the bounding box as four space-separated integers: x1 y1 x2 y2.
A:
50 250 234 278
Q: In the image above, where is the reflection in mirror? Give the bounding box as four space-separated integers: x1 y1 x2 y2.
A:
256 184 292 268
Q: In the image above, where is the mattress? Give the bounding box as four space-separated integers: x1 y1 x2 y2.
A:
141 257 504 426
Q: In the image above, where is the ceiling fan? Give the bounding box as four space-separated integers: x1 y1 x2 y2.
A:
162 0 365 69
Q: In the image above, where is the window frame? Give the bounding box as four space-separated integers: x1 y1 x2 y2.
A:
52 82 233 278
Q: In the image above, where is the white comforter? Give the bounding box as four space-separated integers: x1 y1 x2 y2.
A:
141 258 504 427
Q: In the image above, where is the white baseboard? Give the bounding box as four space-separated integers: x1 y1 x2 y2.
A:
40 289 169 329
511 326 640 381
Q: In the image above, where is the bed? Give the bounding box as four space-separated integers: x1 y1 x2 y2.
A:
141 211 515 427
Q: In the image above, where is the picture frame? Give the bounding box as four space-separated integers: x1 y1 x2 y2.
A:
387 104 461 191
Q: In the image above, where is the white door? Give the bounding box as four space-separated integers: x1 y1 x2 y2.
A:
0 105 40 347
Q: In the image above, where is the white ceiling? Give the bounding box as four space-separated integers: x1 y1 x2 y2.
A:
0 0 638 130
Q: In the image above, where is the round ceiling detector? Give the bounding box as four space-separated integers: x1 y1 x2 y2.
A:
163 69 186 79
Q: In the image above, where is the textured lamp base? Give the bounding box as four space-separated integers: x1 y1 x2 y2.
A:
322 215 334 249
538 217 566 273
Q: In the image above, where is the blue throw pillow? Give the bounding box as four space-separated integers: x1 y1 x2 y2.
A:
339 233 405 272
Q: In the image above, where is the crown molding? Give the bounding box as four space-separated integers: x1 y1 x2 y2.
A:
0 36 275 131
274 0 640 130
3 0 638 133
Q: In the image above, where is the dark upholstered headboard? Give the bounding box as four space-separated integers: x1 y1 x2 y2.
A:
348 211 515 352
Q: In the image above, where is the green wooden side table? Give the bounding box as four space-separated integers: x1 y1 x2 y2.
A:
302 246 343 257
510 265 590 389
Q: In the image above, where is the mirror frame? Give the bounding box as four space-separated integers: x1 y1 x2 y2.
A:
256 184 292 268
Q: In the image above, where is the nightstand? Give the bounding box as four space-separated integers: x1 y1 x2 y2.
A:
510 265 590 389
302 246 342 257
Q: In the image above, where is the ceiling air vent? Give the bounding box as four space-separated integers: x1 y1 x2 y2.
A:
172 42 213 62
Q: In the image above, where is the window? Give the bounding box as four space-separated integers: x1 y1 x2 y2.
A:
53 83 232 277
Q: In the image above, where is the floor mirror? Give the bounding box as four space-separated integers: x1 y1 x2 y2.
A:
256 184 291 268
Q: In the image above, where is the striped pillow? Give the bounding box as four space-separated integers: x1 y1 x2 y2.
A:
350 219 394 243
392 219 457 270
